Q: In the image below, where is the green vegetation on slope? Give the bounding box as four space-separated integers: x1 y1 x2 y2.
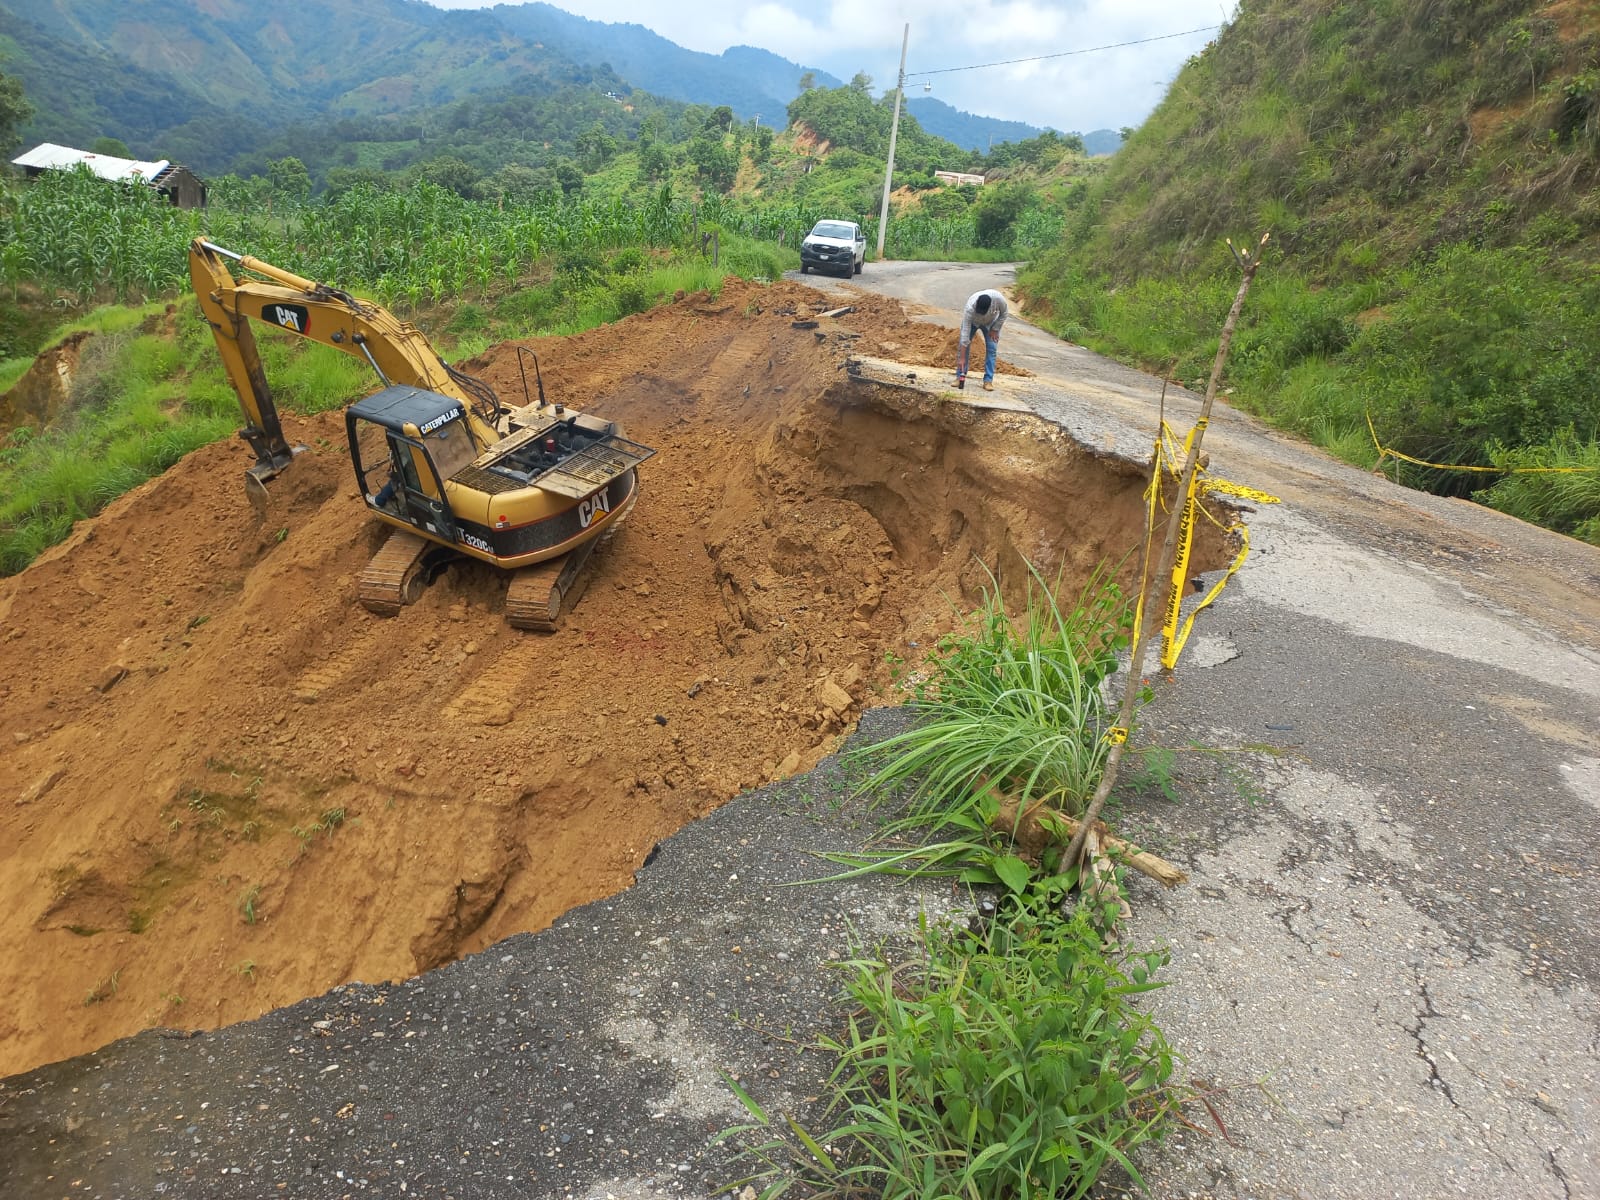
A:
1021 0 1600 544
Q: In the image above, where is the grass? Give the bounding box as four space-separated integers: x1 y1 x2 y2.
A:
853 561 1132 837
0 354 31 393
722 889 1177 1200
0 304 249 574
84 969 121 1006
721 560 1178 1199
1477 427 1600 542
238 884 262 925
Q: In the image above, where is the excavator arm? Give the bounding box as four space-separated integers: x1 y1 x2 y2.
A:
188 238 501 489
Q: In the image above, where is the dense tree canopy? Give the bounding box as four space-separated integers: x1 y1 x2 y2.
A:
0 67 33 157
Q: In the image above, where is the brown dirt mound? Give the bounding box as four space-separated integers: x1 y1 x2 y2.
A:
0 278 1228 1076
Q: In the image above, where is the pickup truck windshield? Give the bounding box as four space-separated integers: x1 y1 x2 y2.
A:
811 222 856 239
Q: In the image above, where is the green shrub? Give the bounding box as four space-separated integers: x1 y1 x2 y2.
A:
722 893 1176 1200
1477 428 1600 544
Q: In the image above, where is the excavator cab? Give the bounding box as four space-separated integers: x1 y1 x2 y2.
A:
347 385 486 544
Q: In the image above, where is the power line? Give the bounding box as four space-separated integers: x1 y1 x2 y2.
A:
907 25 1221 80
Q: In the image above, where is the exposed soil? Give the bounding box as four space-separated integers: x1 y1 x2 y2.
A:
0 330 91 434
0 279 1231 1077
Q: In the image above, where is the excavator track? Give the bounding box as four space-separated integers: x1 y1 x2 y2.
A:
504 502 635 631
505 536 601 632
359 529 432 616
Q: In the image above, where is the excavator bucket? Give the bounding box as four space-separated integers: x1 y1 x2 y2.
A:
241 444 306 520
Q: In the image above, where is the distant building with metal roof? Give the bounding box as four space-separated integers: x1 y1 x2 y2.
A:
10 142 207 208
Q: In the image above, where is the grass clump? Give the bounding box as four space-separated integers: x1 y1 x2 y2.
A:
722 894 1176 1200
238 884 262 925
858 563 1131 837
1477 428 1600 544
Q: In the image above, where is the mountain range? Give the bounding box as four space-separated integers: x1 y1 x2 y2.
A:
0 0 1120 172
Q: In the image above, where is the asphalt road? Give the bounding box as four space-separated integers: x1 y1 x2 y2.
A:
4 262 1598 1200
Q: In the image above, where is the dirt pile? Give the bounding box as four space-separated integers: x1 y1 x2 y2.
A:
0 279 1230 1076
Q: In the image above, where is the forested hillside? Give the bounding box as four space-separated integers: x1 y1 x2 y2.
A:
0 0 628 173
486 2 841 121
1023 0 1600 543
0 0 1060 182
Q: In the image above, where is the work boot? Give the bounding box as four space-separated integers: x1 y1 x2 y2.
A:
983 380 995 392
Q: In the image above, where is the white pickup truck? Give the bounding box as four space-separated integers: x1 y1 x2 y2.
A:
799 220 866 278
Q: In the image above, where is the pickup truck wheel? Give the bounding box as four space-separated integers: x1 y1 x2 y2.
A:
800 264 809 274
854 258 863 275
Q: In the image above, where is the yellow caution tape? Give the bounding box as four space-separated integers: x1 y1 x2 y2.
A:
1146 421 1283 670
1367 411 1596 475
1132 429 1174 643
1158 468 1199 669
1163 516 1256 669
1201 478 1282 506
1134 419 1282 671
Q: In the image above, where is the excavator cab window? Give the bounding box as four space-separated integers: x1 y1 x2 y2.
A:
419 414 477 482
352 417 402 507
346 387 479 541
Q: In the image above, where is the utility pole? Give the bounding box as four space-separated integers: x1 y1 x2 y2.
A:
876 22 909 260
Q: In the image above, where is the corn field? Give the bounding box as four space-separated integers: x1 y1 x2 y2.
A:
699 194 992 259
0 170 702 310
1 167 1028 315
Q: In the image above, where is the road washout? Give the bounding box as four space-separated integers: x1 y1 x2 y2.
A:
0 278 1235 1075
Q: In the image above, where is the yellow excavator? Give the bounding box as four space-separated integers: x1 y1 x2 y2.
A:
189 238 654 630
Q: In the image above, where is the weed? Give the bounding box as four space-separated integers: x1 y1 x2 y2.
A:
188 794 226 828
237 960 256 980
1122 745 1182 804
84 970 121 1005
238 884 262 925
292 805 351 848
719 896 1176 1199
851 559 1130 835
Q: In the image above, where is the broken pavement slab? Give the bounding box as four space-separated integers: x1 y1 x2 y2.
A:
845 353 1032 412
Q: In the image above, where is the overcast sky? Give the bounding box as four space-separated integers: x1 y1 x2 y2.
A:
419 0 1239 134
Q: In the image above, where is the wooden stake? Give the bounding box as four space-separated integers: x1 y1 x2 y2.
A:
986 786 1189 887
1063 233 1270 873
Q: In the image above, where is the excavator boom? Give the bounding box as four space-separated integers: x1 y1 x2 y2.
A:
189 238 501 488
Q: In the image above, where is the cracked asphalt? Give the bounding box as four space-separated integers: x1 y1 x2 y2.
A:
4 263 1599 1200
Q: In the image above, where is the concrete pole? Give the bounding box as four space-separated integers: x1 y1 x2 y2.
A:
876 23 909 260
